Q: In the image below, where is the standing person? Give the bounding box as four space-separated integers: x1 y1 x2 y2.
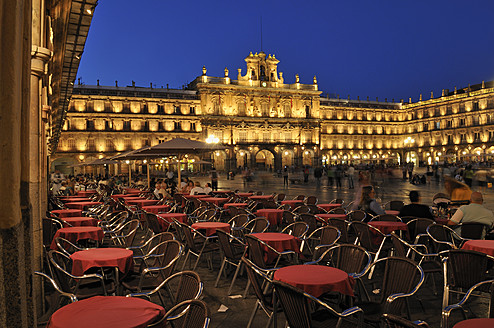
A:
448 192 494 238
407 162 414 181
210 168 219 191
475 169 488 193
314 166 322 187
283 166 289 187
402 163 407 180
327 165 334 187
303 166 309 183
347 164 355 189
335 166 342 189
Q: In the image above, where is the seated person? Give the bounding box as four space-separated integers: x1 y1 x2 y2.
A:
358 185 385 218
448 191 494 238
203 183 213 195
153 179 164 199
189 181 204 195
182 180 194 194
399 190 434 220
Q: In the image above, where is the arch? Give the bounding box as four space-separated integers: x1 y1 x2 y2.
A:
302 149 314 166
255 149 275 171
236 149 251 169
281 149 295 167
212 150 227 171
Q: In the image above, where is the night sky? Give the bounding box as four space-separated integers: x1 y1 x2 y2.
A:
77 0 494 103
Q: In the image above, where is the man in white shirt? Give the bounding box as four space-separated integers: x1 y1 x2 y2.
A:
448 191 494 238
189 181 204 195
203 183 213 195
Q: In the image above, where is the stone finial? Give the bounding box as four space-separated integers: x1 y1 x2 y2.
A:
202 66 207 75
237 68 242 79
430 91 433 99
419 94 422 101
295 74 300 83
278 72 284 83
313 75 317 84
273 54 276 58
97 79 99 86
254 52 258 57
224 67 229 77
482 80 485 88
115 80 118 87
409 97 412 103
454 86 457 95
442 89 445 96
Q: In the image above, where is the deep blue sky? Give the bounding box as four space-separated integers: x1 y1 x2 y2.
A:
77 0 494 102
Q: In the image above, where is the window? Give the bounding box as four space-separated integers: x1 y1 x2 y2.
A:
105 120 113 130
423 123 429 131
86 120 94 130
124 139 132 149
174 122 181 130
474 132 480 141
190 122 196 131
157 104 164 114
446 120 452 128
435 121 441 129
447 135 453 144
460 134 466 142
473 101 479 110
239 131 247 142
87 138 95 151
263 132 270 142
123 121 131 131
459 118 466 126
105 139 113 151
190 107 195 114
143 138 150 146
174 106 181 114
67 139 75 150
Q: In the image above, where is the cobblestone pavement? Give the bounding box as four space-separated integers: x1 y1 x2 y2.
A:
172 169 494 328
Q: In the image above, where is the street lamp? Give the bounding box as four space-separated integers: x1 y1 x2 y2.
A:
403 136 415 164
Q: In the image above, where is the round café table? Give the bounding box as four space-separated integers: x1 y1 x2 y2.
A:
61 216 98 227
461 240 494 257
156 213 188 230
126 199 159 207
47 296 166 328
50 227 104 250
316 213 348 223
122 188 144 195
256 209 284 226
385 210 400 216
65 201 103 211
253 232 301 263
142 205 171 214
191 222 231 236
274 264 355 297
435 217 449 225
76 190 97 197
51 209 82 218
122 196 145 201
212 190 232 195
183 194 209 199
237 192 254 198
318 204 343 212
201 197 229 206
249 195 274 201
368 221 407 235
60 197 91 203
223 203 248 209
71 248 134 276
280 200 304 210
453 318 494 328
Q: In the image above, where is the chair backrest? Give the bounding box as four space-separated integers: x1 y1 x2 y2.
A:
319 225 341 246
48 250 75 293
389 201 405 211
327 218 349 243
383 314 430 328
329 207 346 214
295 195 306 200
181 224 204 253
162 299 210 328
146 240 183 281
318 244 372 278
406 218 434 243
426 224 460 252
244 235 268 269
349 221 381 252
307 204 322 214
43 218 62 247
55 237 85 256
443 249 494 289
347 210 366 222
305 196 318 205
197 208 217 222
142 232 175 253
118 219 140 247
241 257 273 309
282 210 297 226
331 198 344 204
244 217 269 234
145 212 164 234
458 222 489 239
282 222 309 239
293 205 310 214
162 270 203 307
372 214 402 222
228 214 249 229
276 193 286 202
298 213 319 235
216 229 246 261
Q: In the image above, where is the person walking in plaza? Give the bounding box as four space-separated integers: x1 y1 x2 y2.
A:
335 165 343 189
303 166 309 183
448 191 494 238
314 166 322 188
283 166 289 187
210 168 219 191
327 165 335 187
347 164 355 189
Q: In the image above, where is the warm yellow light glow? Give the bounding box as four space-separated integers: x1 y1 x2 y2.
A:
206 135 219 144
79 155 84 160
143 160 147 164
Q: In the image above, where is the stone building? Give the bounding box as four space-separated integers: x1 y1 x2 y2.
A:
54 52 494 174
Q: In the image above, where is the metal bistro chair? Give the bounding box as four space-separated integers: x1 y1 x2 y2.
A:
180 223 220 271
273 280 364 328
303 225 341 259
426 224 465 252
383 314 430 328
215 229 247 295
150 299 210 328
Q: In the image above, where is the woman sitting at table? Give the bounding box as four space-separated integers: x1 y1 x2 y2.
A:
358 185 385 219
181 180 194 194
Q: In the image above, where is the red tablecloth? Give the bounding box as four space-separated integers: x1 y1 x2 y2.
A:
71 248 134 276
50 227 104 250
61 217 98 227
126 199 159 207
191 222 231 236
223 203 248 209
201 197 229 206
121 196 144 201
65 202 103 210
51 209 82 218
368 221 408 244
47 296 166 328
182 194 209 199
280 200 304 210
76 190 97 197
385 210 400 215
111 194 140 200
253 232 301 263
60 197 92 203
453 318 494 328
123 188 144 195
318 204 343 211
256 209 284 226
249 195 274 201
462 240 494 257
435 218 449 225
212 190 232 195
156 213 187 230
316 213 348 222
237 192 254 197
142 205 171 214
274 265 355 297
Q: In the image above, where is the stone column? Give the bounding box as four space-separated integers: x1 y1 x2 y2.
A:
0 0 36 327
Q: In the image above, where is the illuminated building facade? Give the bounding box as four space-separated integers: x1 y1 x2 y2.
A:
53 52 494 172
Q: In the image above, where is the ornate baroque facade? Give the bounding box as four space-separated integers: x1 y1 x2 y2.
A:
54 52 494 173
